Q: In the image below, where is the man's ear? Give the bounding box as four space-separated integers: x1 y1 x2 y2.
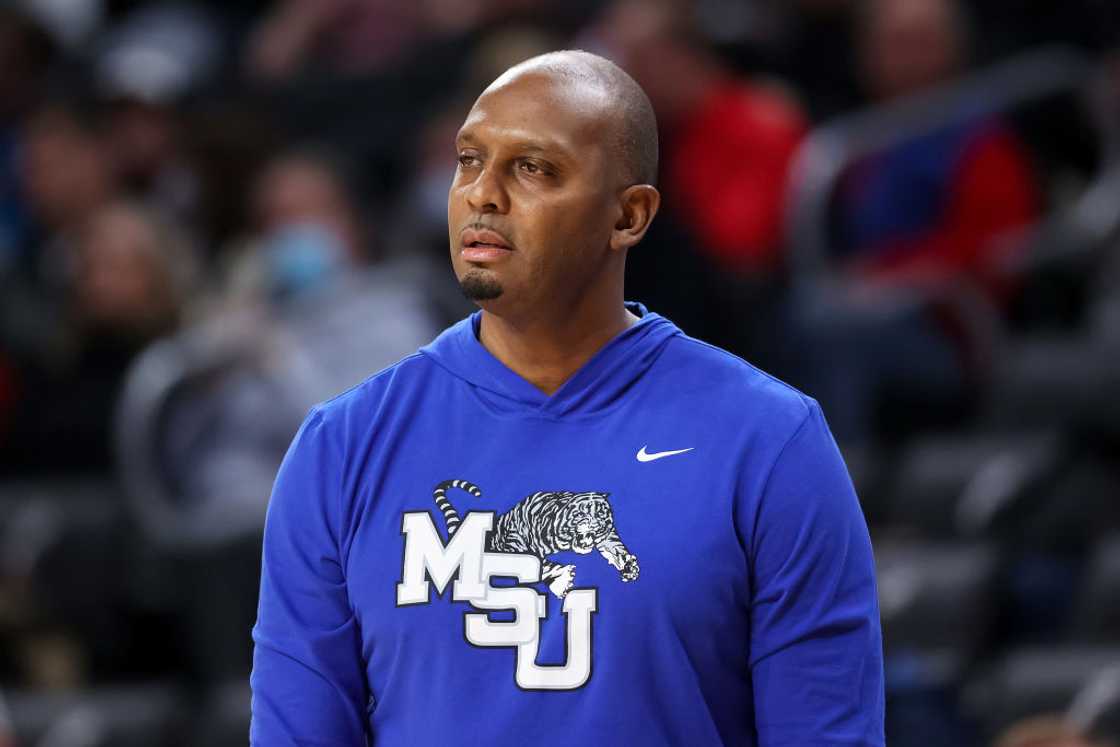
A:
610 184 661 252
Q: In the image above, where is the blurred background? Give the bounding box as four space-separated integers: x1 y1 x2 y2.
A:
0 0 1119 744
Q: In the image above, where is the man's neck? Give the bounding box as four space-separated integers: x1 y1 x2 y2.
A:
477 300 640 396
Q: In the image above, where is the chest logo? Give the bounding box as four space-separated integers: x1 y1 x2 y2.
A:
636 445 694 462
396 478 639 690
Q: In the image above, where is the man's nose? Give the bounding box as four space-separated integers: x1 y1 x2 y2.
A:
465 166 509 214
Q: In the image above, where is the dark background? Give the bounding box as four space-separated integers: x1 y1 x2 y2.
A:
1 0 1120 744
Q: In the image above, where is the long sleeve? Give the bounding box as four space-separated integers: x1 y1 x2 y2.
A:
743 401 885 746
250 408 369 745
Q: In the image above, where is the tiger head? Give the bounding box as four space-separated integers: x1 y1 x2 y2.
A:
558 493 615 554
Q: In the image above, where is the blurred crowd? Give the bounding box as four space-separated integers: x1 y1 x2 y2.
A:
0 0 1119 744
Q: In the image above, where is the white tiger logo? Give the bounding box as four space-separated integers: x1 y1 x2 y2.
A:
433 479 640 599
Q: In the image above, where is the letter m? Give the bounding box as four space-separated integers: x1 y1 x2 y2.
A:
396 511 493 606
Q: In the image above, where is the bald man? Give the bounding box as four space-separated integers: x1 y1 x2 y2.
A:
250 51 884 746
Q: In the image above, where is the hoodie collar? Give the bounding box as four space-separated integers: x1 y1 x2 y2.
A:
420 302 680 419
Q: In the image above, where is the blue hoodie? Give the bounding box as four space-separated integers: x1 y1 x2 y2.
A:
250 304 884 746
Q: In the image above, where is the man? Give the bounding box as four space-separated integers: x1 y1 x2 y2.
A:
250 50 884 745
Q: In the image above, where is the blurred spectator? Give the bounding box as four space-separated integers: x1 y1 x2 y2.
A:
1 200 195 475
218 147 365 304
835 0 1041 303
100 95 199 226
255 150 363 257
0 7 55 276
244 0 552 81
0 99 119 386
859 0 966 102
19 101 118 296
76 201 195 337
759 0 864 121
212 147 444 401
246 0 428 80
995 715 1113 747
588 0 808 276
18 0 104 51
138 148 443 544
183 98 285 252
92 3 223 227
785 0 1046 443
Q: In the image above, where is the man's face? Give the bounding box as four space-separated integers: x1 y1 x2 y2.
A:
447 71 621 315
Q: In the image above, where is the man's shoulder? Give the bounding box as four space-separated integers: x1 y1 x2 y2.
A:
660 333 816 430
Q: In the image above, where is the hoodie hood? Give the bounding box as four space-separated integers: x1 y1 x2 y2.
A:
419 302 681 419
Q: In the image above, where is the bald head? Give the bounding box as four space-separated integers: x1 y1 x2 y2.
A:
484 50 659 187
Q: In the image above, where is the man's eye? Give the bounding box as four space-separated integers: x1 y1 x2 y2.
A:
519 160 545 175
458 154 479 168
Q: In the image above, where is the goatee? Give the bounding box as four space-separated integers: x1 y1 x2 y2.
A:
459 272 504 301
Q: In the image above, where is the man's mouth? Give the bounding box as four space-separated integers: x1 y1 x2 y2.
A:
462 227 512 248
460 227 514 262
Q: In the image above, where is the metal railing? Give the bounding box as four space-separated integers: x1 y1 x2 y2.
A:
784 45 1118 281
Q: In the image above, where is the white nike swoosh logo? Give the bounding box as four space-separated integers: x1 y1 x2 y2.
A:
636 446 694 462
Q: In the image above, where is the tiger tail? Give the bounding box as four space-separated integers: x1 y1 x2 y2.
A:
432 479 482 537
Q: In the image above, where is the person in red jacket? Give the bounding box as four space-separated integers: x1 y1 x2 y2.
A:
794 0 1042 443
586 0 808 276
837 0 1041 304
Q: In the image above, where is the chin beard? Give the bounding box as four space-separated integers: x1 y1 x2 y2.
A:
459 271 504 301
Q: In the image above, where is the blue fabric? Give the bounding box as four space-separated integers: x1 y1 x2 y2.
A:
0 131 30 272
837 120 990 258
250 303 884 746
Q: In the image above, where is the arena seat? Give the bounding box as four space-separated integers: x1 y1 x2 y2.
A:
876 540 1001 747
875 539 999 673
6 683 187 747
952 431 1068 541
192 680 252 747
177 535 261 684
965 646 1120 738
884 435 1008 537
1068 664 1120 743
836 442 890 526
984 336 1120 435
1026 454 1120 546
0 480 143 676
883 432 1062 539
0 479 122 581
1070 536 1120 644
